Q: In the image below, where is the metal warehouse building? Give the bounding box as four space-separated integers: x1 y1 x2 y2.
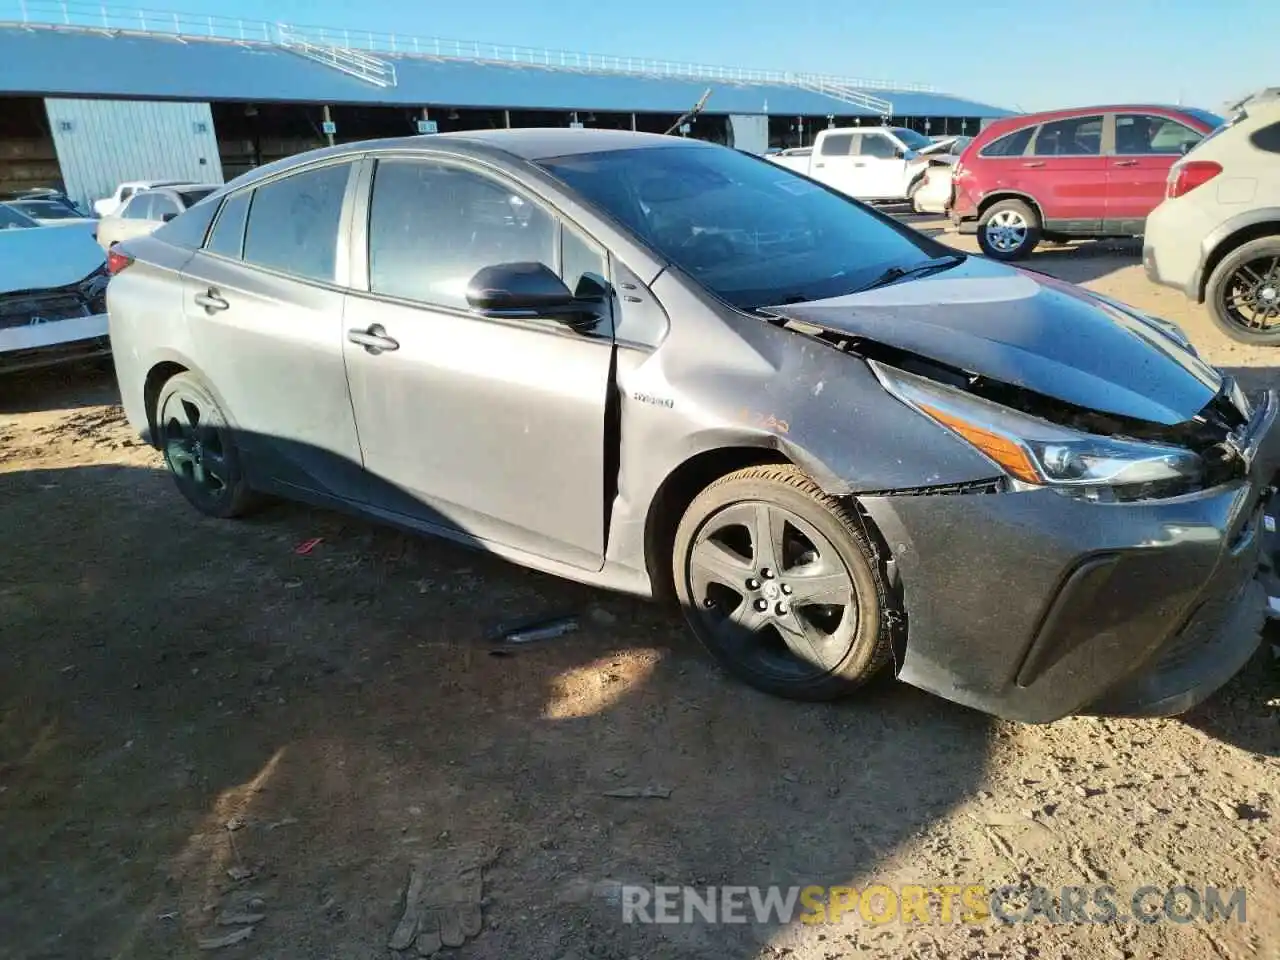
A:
0 2 1012 211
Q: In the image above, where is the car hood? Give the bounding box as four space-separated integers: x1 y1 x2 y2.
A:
0 223 104 295
767 256 1223 426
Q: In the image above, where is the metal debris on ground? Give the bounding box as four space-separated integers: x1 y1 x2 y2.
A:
217 912 266 926
198 927 254 950
493 615 580 645
225 865 254 882
602 785 673 799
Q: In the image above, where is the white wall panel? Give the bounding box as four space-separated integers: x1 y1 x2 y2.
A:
44 98 223 211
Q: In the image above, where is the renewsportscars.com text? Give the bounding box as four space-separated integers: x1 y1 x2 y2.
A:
619 884 1248 926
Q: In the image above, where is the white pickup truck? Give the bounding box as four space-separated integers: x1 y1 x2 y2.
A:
768 126 957 204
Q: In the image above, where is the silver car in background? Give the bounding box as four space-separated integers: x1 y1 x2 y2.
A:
95 183 219 251
106 130 1278 722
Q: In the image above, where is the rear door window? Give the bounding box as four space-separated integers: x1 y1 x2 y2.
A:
1033 116 1103 156
819 133 855 156
241 162 351 283
979 127 1035 157
204 190 252 260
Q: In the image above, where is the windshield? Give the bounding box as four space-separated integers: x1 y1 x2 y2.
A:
537 145 945 310
1182 107 1225 130
0 203 39 230
11 199 80 219
892 128 933 150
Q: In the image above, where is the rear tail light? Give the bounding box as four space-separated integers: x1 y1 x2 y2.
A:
106 248 134 275
1167 160 1222 199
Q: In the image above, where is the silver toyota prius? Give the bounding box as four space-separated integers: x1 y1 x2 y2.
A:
106 129 1279 722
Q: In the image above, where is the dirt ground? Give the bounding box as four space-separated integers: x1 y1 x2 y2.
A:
2 224 1278 960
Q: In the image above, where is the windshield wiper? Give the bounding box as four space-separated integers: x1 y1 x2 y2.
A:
857 253 966 292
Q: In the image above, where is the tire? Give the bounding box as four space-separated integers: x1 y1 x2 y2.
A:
154 372 257 519
977 198 1041 261
672 465 895 701
907 178 925 214
1205 235 1280 345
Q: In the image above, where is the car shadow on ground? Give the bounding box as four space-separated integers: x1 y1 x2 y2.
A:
0 361 118 414
0 459 997 959
1015 238 1145 287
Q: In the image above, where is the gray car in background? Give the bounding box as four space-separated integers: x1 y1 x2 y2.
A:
105 130 1278 722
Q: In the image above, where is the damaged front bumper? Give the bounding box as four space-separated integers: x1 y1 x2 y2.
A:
860 388 1279 723
0 313 110 374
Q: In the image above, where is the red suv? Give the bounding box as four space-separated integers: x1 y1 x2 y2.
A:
950 104 1223 260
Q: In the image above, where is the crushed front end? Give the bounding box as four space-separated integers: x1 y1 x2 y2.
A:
0 268 110 374
858 376 1278 723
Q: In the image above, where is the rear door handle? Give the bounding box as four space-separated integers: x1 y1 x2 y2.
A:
347 324 399 354
1021 161 1046 168
1113 159 1138 167
852 162 867 167
813 162 825 168
193 290 228 312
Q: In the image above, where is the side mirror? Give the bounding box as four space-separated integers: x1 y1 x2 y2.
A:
467 262 586 322
161 212 178 222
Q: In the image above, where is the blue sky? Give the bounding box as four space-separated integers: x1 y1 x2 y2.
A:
177 0 1271 112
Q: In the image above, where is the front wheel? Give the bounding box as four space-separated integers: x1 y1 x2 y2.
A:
1205 236 1280 345
672 465 895 701
155 372 257 518
908 178 926 214
977 198 1041 261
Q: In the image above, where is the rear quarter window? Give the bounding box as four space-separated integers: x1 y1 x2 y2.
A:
153 193 220 248
1249 121 1280 153
979 126 1035 157
205 190 251 259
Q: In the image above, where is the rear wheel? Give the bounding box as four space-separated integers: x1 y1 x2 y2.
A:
155 372 257 518
1205 236 1280 345
977 198 1041 261
672 465 895 701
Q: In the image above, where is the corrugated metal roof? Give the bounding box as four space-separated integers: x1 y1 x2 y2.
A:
0 28 1012 118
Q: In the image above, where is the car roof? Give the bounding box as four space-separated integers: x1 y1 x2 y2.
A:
137 183 221 195
209 128 718 198
978 103 1214 136
408 127 710 160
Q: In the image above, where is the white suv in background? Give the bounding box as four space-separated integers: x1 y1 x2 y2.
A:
1144 89 1280 344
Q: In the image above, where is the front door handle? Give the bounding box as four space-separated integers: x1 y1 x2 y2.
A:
347 324 399 354
1021 160 1046 168
193 289 228 312
1113 159 1138 167
813 162 825 168
852 162 867 167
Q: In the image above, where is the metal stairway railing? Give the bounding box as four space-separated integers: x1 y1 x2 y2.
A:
277 23 397 88
790 76 893 116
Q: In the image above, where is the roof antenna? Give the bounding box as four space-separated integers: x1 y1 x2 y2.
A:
665 88 713 136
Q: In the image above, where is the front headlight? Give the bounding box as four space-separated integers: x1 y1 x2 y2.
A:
871 362 1205 501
